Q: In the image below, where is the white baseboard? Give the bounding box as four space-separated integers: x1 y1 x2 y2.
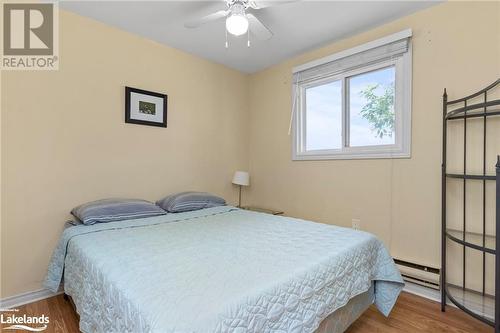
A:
402 281 463 312
0 281 467 314
3 282 441 308
402 280 441 303
0 289 62 309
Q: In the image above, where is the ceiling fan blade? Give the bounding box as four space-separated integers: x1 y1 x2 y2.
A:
248 1 299 10
247 13 273 40
184 10 229 28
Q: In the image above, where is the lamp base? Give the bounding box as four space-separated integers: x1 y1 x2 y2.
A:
238 185 242 208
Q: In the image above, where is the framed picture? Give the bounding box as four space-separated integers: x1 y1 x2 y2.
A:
125 87 168 127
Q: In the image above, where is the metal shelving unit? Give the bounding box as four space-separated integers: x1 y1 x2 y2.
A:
441 79 500 331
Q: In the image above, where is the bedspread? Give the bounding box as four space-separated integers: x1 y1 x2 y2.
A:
45 206 403 333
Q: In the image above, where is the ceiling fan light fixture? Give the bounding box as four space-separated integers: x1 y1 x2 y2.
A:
225 3 248 36
226 14 248 36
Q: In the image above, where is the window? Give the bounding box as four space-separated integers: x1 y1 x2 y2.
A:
292 30 412 160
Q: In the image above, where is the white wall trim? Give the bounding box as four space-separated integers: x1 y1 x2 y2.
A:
0 283 443 309
292 44 412 161
1 282 484 319
0 289 62 309
403 281 441 303
403 281 490 311
292 29 412 73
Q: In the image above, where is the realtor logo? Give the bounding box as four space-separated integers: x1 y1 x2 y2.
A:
0 308 49 331
1 2 58 70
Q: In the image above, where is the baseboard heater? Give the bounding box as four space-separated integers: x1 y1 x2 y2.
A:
394 258 440 290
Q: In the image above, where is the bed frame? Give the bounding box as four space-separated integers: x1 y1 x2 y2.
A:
441 79 500 331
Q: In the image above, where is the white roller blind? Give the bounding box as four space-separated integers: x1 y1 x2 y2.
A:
293 37 410 84
288 30 412 135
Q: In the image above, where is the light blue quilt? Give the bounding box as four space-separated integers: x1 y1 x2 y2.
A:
45 206 403 333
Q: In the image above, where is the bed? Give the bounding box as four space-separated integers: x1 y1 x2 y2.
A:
45 206 403 333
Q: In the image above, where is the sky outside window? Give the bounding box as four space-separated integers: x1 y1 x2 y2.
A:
305 80 342 151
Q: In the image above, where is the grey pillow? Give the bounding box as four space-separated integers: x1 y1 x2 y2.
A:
71 198 167 225
156 192 226 213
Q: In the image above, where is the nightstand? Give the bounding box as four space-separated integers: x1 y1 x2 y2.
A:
240 206 284 215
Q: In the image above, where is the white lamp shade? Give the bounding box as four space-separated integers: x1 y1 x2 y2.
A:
232 171 250 186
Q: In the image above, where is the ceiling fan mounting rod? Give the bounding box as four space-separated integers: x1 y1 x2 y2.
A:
227 0 250 9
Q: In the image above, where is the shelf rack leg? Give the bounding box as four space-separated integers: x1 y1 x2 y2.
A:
462 99 467 294
441 89 447 312
482 92 487 298
496 156 500 332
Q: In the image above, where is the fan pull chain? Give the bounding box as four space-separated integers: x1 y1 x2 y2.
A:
247 28 251 47
225 28 229 48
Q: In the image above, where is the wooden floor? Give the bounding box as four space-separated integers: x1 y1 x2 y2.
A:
1 292 492 333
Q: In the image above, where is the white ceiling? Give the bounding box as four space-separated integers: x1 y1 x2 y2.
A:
60 1 439 73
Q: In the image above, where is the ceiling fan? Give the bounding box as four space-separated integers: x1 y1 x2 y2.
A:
184 0 296 45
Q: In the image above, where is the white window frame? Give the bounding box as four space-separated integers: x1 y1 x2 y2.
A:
292 30 412 161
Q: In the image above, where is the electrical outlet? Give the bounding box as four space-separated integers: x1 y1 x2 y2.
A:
352 219 361 230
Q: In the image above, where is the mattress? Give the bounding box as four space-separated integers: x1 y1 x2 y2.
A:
45 206 403 333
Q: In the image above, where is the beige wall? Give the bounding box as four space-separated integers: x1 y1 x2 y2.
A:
1 10 249 298
246 1 500 271
2 1 499 299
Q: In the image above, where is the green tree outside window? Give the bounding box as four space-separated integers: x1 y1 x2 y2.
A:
359 83 395 139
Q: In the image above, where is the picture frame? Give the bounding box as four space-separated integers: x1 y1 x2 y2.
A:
125 86 168 127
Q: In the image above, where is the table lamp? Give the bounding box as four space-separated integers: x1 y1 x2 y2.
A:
232 171 250 207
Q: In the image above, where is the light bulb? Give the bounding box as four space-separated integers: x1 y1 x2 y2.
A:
226 13 249 36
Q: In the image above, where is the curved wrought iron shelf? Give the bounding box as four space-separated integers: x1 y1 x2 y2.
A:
441 79 500 331
447 108 500 121
445 284 495 327
446 173 496 180
445 101 500 120
446 229 495 254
